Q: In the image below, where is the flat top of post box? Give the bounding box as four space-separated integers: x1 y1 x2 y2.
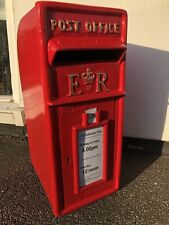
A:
35 1 127 15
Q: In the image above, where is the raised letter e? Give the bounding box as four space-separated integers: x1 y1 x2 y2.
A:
67 74 82 96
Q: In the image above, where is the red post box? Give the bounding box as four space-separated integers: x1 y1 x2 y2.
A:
17 1 127 217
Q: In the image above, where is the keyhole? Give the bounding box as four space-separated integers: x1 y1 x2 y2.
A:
67 157 71 164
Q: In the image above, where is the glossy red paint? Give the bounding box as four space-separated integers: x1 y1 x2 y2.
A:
17 1 127 217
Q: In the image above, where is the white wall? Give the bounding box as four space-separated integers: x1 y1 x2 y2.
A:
9 0 169 141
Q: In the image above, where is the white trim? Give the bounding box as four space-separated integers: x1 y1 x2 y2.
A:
0 95 12 102
0 0 6 20
0 101 25 126
5 0 23 106
0 0 25 126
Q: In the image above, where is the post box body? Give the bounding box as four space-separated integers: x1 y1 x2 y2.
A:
17 2 127 216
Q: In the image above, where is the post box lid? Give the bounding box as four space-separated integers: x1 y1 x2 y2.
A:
33 1 127 65
48 36 126 65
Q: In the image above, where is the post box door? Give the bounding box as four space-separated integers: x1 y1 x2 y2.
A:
49 53 126 209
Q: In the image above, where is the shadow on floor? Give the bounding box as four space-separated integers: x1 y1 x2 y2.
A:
120 137 163 188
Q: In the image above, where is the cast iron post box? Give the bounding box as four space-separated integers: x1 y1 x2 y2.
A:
17 1 127 217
